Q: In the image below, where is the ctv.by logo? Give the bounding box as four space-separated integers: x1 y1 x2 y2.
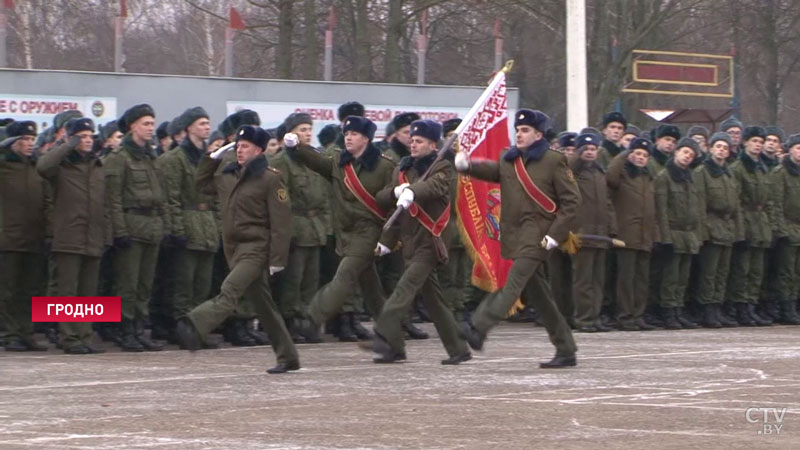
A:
745 407 787 435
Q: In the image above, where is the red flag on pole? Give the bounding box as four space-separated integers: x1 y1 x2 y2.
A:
4 0 14 9
119 0 127 18
230 7 246 31
454 70 514 292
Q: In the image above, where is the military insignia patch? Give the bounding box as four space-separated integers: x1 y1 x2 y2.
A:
566 168 576 185
277 188 288 202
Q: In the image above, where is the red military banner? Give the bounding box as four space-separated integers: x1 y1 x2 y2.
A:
454 70 513 292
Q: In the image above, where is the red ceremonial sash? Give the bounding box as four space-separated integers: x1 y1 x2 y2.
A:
343 162 387 220
513 157 557 214
398 171 451 237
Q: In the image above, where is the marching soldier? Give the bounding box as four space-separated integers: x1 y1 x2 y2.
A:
457 109 579 368
176 125 298 373
767 133 800 325
0 121 48 351
570 132 615 333
607 138 659 331
380 111 429 339
37 118 109 354
654 138 702 329
694 133 742 328
105 104 166 351
367 119 471 364
285 116 395 343
725 126 772 326
271 113 328 343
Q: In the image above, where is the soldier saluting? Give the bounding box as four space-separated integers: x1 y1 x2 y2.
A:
456 109 580 368
176 125 299 374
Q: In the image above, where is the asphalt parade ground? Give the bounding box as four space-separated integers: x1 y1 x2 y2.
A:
1 323 799 449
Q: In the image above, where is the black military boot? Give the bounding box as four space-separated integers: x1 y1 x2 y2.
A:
701 304 722 328
337 314 358 342
175 318 202 351
288 318 306 344
714 304 738 327
349 313 373 340
459 321 485 351
747 304 772 326
764 300 781 321
676 308 698 329
735 303 756 326
44 325 59 345
358 332 406 364
299 317 323 343
135 319 164 351
402 317 429 340
225 320 257 346
663 308 682 330
118 320 145 352
778 301 800 325
245 320 271 345
540 353 577 368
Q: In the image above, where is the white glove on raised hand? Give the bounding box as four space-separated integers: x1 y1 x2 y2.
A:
396 188 415 210
375 243 391 256
542 235 558 251
269 266 285 276
210 142 234 160
393 183 410 199
283 133 299 148
454 152 470 172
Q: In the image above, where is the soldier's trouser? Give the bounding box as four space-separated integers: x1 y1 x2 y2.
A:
188 257 298 365
0 251 42 341
55 252 100 348
603 251 617 308
548 249 574 322
278 245 321 320
727 245 766 304
761 245 781 302
660 252 693 308
697 244 732 304
616 249 650 324
47 248 58 296
648 246 670 307
307 255 385 325
775 240 800 300
173 249 215 319
113 241 159 322
150 243 176 324
375 258 468 357
97 247 115 296
473 257 576 356
572 247 606 327
438 247 471 316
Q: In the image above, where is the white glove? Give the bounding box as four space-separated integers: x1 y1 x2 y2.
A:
269 266 284 275
375 243 391 256
393 183 410 199
283 133 298 148
396 188 415 210
210 142 234 160
542 235 558 251
454 152 469 171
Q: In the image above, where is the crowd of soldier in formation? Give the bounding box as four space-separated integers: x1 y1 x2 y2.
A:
1 102 798 373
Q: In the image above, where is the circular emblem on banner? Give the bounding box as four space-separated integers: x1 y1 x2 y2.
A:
91 101 105 117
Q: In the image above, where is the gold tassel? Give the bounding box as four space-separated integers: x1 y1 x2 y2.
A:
507 298 524 317
560 231 581 255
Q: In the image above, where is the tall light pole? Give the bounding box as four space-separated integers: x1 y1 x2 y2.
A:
566 0 588 130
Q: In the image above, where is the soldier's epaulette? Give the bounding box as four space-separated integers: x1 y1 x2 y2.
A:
267 167 281 174
380 153 396 163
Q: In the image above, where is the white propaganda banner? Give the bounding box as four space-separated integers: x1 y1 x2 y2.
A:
227 101 472 146
0 94 118 130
